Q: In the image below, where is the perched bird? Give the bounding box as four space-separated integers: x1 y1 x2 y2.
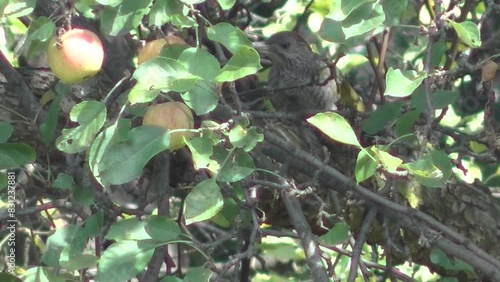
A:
254 31 364 113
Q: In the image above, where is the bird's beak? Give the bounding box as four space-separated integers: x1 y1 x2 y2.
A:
252 41 273 66
252 41 269 53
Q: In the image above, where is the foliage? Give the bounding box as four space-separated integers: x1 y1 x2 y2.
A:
1 0 500 281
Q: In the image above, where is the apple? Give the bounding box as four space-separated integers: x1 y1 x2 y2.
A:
137 35 186 65
46 28 104 84
142 102 194 150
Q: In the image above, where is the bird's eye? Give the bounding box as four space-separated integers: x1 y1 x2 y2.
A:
280 42 290 49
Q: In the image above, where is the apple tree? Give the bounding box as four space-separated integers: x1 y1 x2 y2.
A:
1 0 500 281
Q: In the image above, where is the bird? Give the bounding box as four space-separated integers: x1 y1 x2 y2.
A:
254 31 364 113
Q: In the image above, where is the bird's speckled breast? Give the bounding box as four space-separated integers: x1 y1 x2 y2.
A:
267 61 338 112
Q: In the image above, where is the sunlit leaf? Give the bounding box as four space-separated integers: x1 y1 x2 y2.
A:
184 178 223 225
385 67 427 97
319 222 350 245
96 240 158 282
449 20 481 48
307 112 361 147
100 0 152 36
207 22 253 53
215 148 255 182
215 46 262 82
56 101 106 153
98 126 170 185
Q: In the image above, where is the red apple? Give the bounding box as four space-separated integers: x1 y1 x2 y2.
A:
137 35 186 65
46 28 104 84
142 102 194 150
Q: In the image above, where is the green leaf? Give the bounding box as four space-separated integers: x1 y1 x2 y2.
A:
56 101 106 153
59 226 98 271
430 248 474 272
21 266 65 282
261 237 298 260
148 0 194 28
382 0 407 26
355 146 378 183
307 112 361 148
449 20 481 48
15 17 55 59
60 253 99 271
430 41 447 68
96 0 123 6
96 240 158 282
179 47 221 81
215 45 262 82
3 0 36 17
210 198 240 228
184 178 224 225
361 101 403 134
385 67 427 97
0 143 36 170
429 150 452 180
28 18 55 41
42 224 87 267
159 43 190 60
129 57 200 104
218 0 236 10
355 146 403 183
98 126 171 185
170 10 198 28
185 136 214 170
402 157 441 179
327 0 373 21
128 86 161 105
149 0 170 26
40 84 66 146
106 218 152 241
85 210 104 238
176 48 221 114
228 117 264 152
106 215 182 242
401 150 451 188
100 0 153 36
160 276 183 282
73 186 95 207
207 22 253 54
378 149 403 173
0 122 14 142
321 1 385 42
145 216 182 241
215 149 255 182
411 89 459 111
180 81 219 115
0 0 9 18
394 110 421 138
53 173 76 190
319 222 350 245
89 122 121 189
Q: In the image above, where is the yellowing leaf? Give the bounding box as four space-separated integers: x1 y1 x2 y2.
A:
307 112 361 148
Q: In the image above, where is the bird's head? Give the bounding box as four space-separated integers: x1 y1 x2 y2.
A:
254 31 314 69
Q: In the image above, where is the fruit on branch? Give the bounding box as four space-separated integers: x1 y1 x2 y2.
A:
142 102 194 150
46 28 104 84
137 35 187 65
